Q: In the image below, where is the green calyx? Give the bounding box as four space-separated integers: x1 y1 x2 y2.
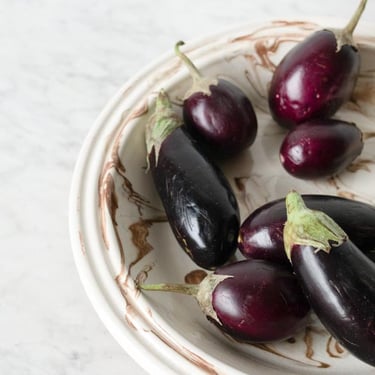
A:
330 0 367 51
138 273 232 325
145 90 182 169
283 191 347 261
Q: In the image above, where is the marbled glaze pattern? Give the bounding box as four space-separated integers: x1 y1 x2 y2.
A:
3 1 375 375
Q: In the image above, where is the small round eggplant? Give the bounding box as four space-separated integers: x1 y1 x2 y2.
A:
279 119 363 179
239 195 375 266
140 259 311 343
268 0 367 129
283 191 375 366
175 41 258 158
146 90 239 269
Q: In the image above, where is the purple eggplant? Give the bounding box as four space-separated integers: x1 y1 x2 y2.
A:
268 0 367 129
238 194 375 266
283 191 375 366
146 90 239 270
279 119 363 179
140 259 311 343
175 41 257 158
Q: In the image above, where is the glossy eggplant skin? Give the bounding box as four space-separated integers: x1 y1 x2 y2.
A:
149 126 240 270
183 79 258 158
290 240 375 366
280 119 363 179
268 30 360 129
210 259 310 343
238 195 375 265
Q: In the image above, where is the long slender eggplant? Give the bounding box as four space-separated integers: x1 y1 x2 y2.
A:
283 191 375 366
140 259 311 343
238 195 375 265
268 0 367 129
146 90 240 269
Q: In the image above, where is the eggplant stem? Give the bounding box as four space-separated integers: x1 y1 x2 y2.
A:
343 0 367 36
175 41 203 82
174 41 217 98
139 282 199 296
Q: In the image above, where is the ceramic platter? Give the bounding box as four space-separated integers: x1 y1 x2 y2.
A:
69 19 375 375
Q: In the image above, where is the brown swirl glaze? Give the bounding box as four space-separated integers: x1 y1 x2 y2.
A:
124 181 153 216
327 176 358 201
128 216 168 271
326 336 346 359
230 21 318 107
247 34 307 73
184 269 208 285
251 343 322 368
303 326 330 368
347 158 374 173
271 20 318 29
363 131 375 140
327 175 375 203
98 99 161 259
100 173 119 250
231 20 317 43
135 264 154 287
250 325 348 369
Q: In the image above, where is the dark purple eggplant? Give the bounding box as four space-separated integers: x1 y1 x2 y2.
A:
238 194 375 266
283 191 375 366
175 41 257 158
146 90 239 270
279 119 363 179
140 259 311 343
268 0 366 129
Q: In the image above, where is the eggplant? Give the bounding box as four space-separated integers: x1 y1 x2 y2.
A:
238 194 375 266
140 259 311 343
145 90 240 269
175 41 258 158
279 119 363 179
283 191 375 366
268 0 366 129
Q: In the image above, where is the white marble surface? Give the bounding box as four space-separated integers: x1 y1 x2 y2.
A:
1 0 374 374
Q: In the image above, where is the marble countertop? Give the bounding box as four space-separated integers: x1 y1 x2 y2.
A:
1 0 374 374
